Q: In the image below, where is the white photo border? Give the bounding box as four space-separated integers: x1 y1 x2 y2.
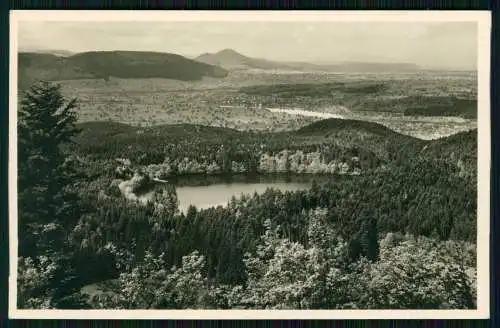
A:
8 10 492 320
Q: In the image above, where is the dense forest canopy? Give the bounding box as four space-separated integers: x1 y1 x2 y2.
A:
17 81 478 310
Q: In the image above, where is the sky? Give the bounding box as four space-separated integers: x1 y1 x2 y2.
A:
18 21 478 70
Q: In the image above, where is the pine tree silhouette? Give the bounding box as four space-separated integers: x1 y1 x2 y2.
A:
18 80 82 258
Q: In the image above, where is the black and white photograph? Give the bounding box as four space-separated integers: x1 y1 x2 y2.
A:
9 11 490 319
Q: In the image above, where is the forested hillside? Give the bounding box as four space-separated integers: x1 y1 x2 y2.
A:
18 82 478 310
73 118 424 177
421 129 477 177
194 49 421 73
18 51 228 89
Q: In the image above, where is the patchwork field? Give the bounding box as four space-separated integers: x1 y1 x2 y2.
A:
52 70 477 139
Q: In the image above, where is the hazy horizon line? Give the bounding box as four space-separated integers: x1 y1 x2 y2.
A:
18 47 478 71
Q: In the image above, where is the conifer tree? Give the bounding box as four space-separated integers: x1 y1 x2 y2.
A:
18 80 81 258
359 216 380 262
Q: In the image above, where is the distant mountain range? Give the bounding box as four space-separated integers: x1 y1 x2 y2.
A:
195 49 296 70
18 51 228 89
18 48 430 88
194 49 421 72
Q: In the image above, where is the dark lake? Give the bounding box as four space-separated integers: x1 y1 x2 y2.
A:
168 174 331 213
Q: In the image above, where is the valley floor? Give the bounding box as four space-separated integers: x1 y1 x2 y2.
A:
53 70 478 140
